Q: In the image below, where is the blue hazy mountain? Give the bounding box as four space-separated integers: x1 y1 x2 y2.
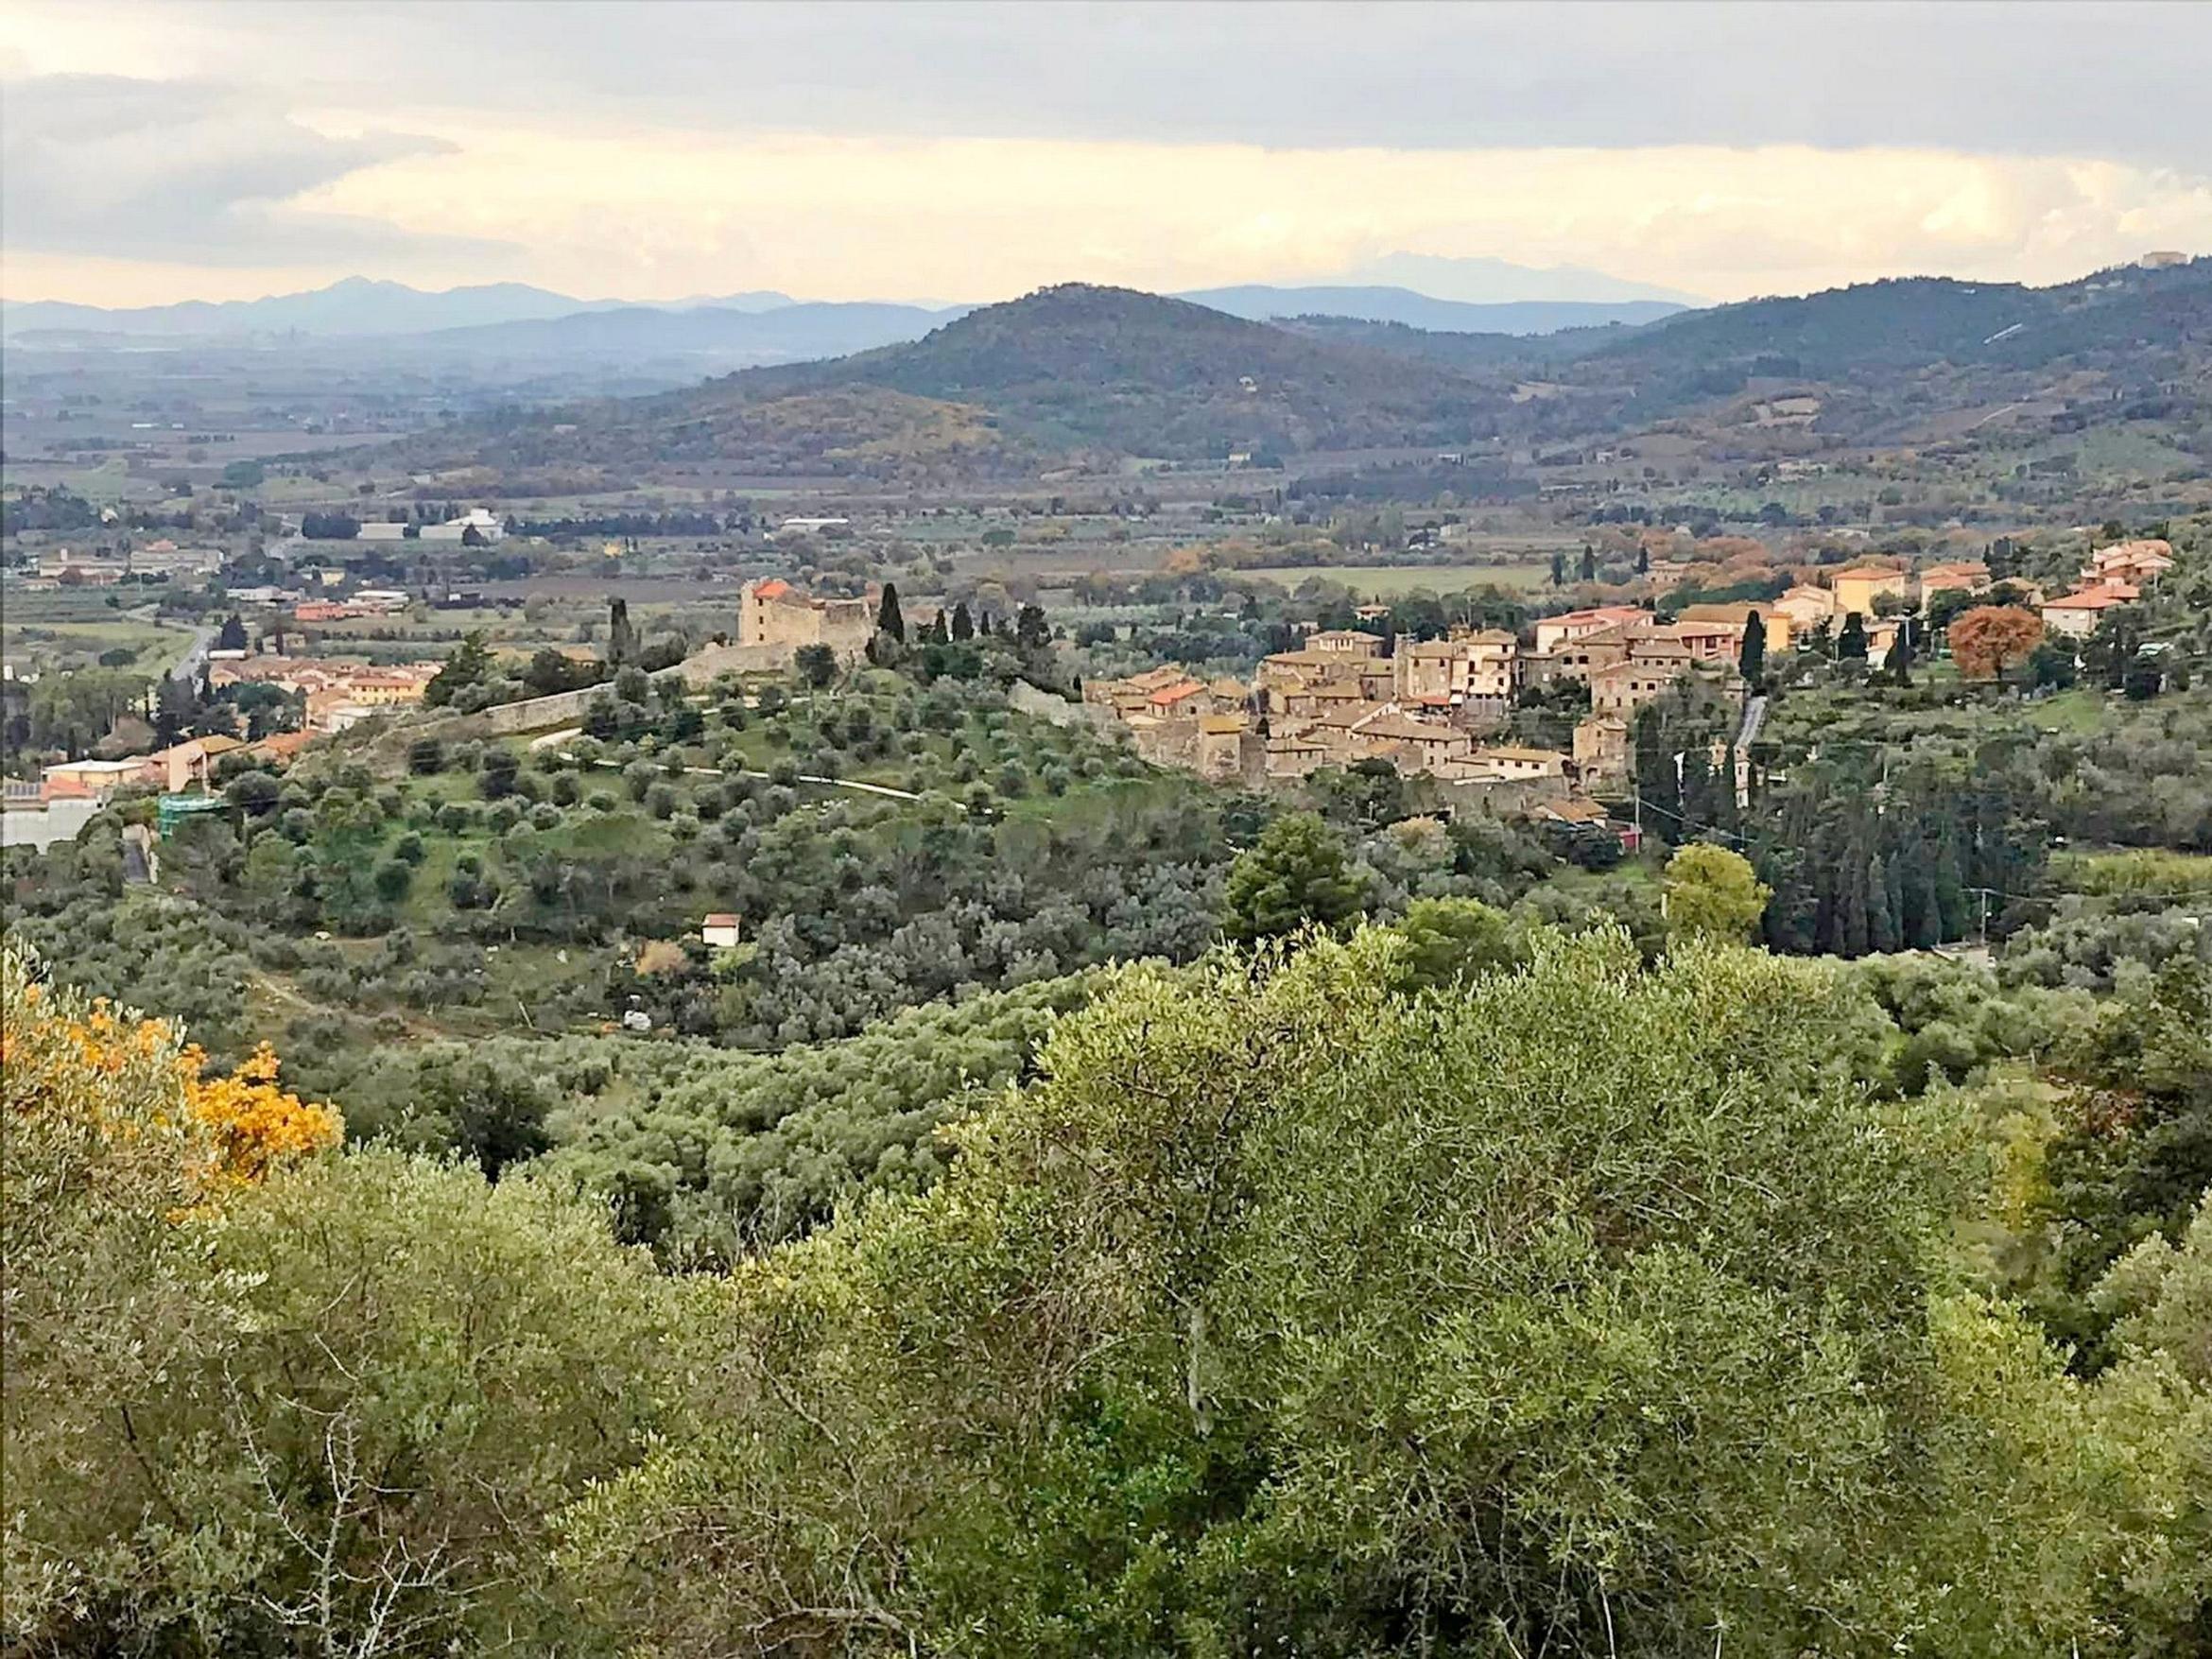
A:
1175 285 1688 335
0 278 800 340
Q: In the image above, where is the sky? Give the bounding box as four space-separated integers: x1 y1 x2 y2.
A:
2 0 2208 310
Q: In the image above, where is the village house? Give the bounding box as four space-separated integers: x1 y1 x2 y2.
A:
1263 730 1332 780
1774 584 1840 631
2090 540 2175 584
36 757 150 801
1591 653 1686 717
1307 629 1385 655
2042 587 2134 639
149 734 246 793
1254 647 1393 715
1391 630 1520 717
1083 665 1197 719
127 544 223 579
1917 561 1991 600
1828 563 1911 617
35 551 128 585
1532 795 1643 855
1590 648 1740 717
1192 714 1250 781
1532 604 1648 655
418 509 506 544
1674 601 1793 655
1469 744 1568 782
1346 712 1475 772
700 914 743 950
1572 715 1632 785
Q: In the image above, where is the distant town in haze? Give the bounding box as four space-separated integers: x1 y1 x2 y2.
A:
5 3 2211 1654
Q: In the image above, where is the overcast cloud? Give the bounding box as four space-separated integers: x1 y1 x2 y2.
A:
1 1 2206 306
0 74 505 265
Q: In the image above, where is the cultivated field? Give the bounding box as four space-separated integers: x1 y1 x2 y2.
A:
1237 562 1557 596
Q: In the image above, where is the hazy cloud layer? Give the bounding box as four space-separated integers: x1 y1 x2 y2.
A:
12 1 2208 168
0 74 502 263
1 2 2205 305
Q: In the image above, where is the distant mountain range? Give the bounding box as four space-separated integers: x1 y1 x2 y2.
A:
0 277 800 341
1336 252 1707 307
1177 286 1685 336
0 265 1690 354
409 302 974 368
389 259 2210 484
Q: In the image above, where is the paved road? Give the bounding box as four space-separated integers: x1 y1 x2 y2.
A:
170 625 217 684
1735 693 1768 752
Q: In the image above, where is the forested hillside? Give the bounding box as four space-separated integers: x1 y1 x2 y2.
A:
386 262 2210 486
9 925 2209 1654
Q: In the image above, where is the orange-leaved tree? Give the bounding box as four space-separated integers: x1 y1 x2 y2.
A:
1948 604 2045 681
181 1041 343 1184
2 948 339 1213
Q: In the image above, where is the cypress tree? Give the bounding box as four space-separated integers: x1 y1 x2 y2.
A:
1580 544 1598 582
1549 549 1566 587
1904 830 1944 950
876 582 906 644
950 602 975 642
1838 613 1868 661
1737 610 1766 689
1876 849 1906 954
1633 707 1680 836
1932 810 1968 941
1838 820 1873 958
1890 615 1915 685
608 597 637 666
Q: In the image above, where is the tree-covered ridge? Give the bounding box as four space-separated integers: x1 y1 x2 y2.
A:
731 283 1504 457
342 972 1096 1259
379 261 2212 482
9 933 2206 1655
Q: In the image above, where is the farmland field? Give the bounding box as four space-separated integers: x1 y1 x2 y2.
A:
0 605 203 678
1237 562 1557 596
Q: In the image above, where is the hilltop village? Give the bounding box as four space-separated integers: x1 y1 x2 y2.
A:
1080 537 2180 817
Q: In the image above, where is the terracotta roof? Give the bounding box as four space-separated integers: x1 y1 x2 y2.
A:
1538 797 1610 825
249 731 315 762
702 912 741 926
2048 589 2131 611
751 579 794 600
1312 701 1393 731
1199 715 1247 734
1126 665 1193 690
1359 714 1461 744
1149 681 1207 708
1476 745 1568 765
1547 605 1646 626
